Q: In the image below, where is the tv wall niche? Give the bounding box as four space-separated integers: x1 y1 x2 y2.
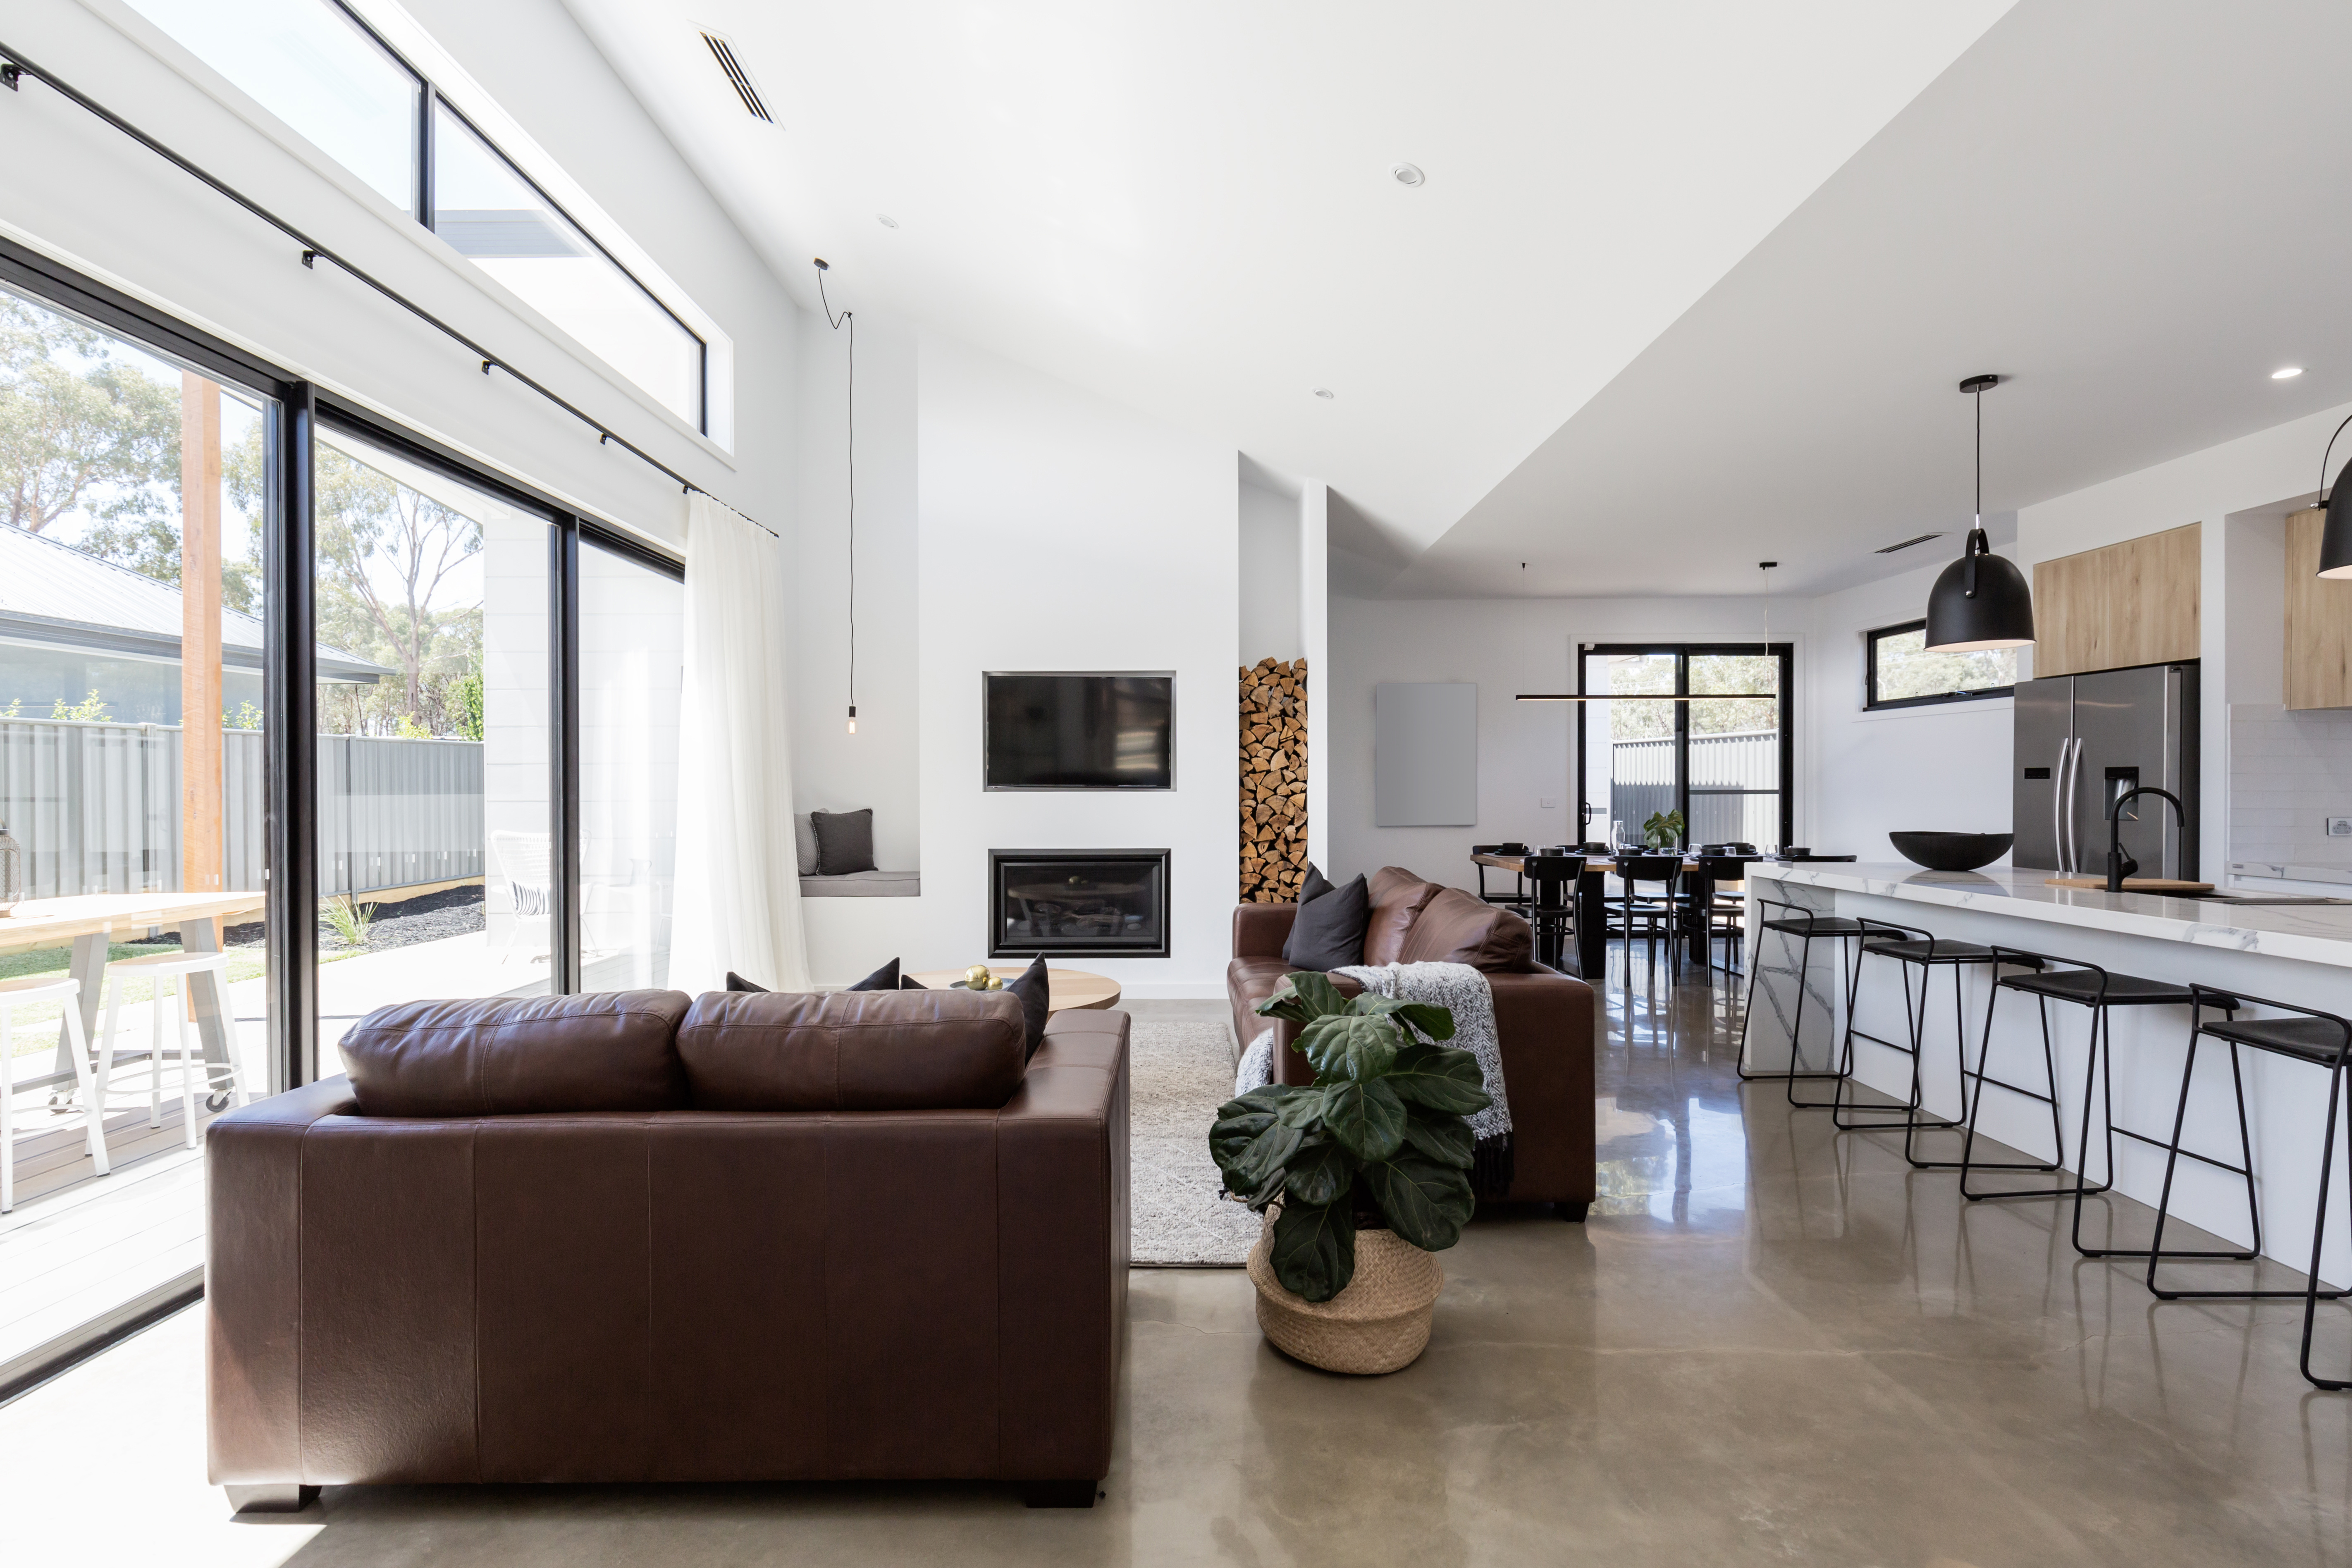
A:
984 671 1175 790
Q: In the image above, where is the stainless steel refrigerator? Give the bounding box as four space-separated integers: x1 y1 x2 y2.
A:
2012 663 2198 878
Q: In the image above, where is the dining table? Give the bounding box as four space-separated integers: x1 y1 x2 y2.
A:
1469 851 1772 977
0 890 268 1096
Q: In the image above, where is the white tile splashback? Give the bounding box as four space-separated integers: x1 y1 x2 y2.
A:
2229 703 2352 866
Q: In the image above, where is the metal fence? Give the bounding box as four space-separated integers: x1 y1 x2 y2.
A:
0 717 484 900
1609 730 1780 847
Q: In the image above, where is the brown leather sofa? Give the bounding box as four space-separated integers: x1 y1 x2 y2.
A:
1226 866 1595 1215
207 988 1128 1512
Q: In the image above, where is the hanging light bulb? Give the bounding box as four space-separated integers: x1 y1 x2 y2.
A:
847 705 857 735
1924 374 2035 651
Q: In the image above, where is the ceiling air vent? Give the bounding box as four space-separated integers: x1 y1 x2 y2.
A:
1874 532 1946 555
701 31 773 124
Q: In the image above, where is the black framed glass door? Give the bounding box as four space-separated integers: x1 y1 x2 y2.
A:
1576 643 1794 849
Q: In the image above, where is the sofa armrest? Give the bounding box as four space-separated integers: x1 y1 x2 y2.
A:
1482 970 1596 1204
1233 902 1297 959
994 1012 1128 1482
207 1076 360 1485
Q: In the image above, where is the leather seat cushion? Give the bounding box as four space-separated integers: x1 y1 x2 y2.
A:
677 988 1027 1110
1362 868 1444 966
1396 887 1535 971
341 990 693 1117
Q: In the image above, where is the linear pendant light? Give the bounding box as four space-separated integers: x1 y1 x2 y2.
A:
1924 374 2035 651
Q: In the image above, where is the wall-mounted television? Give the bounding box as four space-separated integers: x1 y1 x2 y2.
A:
984 672 1174 790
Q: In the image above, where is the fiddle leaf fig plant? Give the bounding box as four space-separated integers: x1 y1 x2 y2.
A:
1212 972 1492 1303
1641 808 1685 849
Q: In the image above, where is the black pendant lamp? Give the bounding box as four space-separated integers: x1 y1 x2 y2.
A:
1925 374 2034 651
2315 411 2352 578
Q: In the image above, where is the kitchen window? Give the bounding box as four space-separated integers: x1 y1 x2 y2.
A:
1865 620 2017 710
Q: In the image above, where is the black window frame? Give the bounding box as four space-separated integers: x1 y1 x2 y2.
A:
1573 642 1795 850
329 0 710 435
1863 618 2018 711
0 234 685 1094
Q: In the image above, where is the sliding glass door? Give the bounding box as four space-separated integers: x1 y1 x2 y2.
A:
0 240 685 1381
1577 644 1793 850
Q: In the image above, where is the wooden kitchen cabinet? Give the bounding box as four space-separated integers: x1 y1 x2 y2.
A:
2285 506 2352 709
2030 522 2199 678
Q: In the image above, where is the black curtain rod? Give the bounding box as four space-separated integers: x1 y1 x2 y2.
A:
0 41 777 541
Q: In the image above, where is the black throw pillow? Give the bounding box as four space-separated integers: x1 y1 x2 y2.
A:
1282 862 1368 971
811 808 877 875
725 971 769 993
1006 954 1051 1061
847 957 902 991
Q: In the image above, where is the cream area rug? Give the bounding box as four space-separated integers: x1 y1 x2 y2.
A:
1128 1019 1261 1267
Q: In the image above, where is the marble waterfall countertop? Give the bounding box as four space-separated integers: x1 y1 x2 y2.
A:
1746 862 2352 971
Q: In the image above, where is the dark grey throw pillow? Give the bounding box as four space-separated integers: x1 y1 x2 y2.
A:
726 971 768 993
811 808 877 876
1282 862 1368 971
847 957 900 991
1007 954 1051 1061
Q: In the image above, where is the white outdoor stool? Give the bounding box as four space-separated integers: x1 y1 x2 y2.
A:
94 950 241 1166
0 974 101 1212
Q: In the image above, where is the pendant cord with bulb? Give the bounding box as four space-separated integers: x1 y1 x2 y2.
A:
817 259 857 733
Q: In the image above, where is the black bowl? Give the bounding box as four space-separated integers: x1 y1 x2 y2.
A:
1889 831 2013 872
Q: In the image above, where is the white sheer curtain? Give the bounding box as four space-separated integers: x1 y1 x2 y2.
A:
668 493 809 993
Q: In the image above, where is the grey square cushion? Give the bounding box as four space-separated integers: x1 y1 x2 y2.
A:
794 813 818 876
812 808 876 876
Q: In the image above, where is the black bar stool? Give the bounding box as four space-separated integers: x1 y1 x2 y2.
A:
1521 853 1583 972
1736 893 1875 1103
1834 919 2004 1166
2145 985 2352 1391
1960 948 2257 1267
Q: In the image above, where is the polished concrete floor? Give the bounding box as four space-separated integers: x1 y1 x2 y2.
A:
8 959 2352 1567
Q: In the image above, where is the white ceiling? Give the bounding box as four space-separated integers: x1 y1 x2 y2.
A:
558 0 2352 606
1393 0 2352 599
558 0 2013 561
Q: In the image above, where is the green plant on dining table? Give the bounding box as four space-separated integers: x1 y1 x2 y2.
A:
1641 808 1685 849
1211 973 1492 1303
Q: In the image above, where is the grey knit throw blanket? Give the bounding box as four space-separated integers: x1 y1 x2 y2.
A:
1235 960 1513 1197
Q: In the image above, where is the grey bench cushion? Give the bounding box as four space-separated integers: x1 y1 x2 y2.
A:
800 870 921 899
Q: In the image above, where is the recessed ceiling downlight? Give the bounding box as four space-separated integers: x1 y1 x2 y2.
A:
1313 388 1335 400
2275 366 2305 379
1391 163 1425 186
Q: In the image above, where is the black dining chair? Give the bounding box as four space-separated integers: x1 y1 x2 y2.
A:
1689 854 1750 974
1521 853 1584 972
1469 842 1531 911
1611 853 1686 981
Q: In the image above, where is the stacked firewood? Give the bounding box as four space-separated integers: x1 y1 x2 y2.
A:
1240 656 1309 902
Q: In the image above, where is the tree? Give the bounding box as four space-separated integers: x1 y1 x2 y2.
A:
229 430 484 736
0 296 181 537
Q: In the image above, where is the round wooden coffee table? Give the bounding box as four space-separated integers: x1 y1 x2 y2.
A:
907 965 1122 1014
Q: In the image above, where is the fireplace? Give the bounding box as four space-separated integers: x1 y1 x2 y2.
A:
990 849 1170 959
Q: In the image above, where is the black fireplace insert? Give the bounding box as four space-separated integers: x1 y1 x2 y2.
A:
990 849 1170 959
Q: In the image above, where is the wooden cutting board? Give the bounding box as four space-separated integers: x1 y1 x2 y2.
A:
2045 877 2215 893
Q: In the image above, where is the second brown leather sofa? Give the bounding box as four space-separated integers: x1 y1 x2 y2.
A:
206 988 1127 1511
1226 866 1596 1215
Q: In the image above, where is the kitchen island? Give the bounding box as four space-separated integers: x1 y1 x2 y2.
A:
1742 861 2352 1286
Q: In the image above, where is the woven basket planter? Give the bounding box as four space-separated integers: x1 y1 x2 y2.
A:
1246 1210 1445 1374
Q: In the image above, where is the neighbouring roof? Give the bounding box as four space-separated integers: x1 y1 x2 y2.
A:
0 523 390 684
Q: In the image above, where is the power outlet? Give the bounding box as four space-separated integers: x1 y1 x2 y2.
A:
2329 817 2352 838
1540 797 1557 810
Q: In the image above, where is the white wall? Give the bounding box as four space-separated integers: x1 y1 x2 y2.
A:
10 0 800 551
793 313 920 871
1805 558 2015 864
1239 475 1302 664
801 334 1239 995
1328 595 1816 889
